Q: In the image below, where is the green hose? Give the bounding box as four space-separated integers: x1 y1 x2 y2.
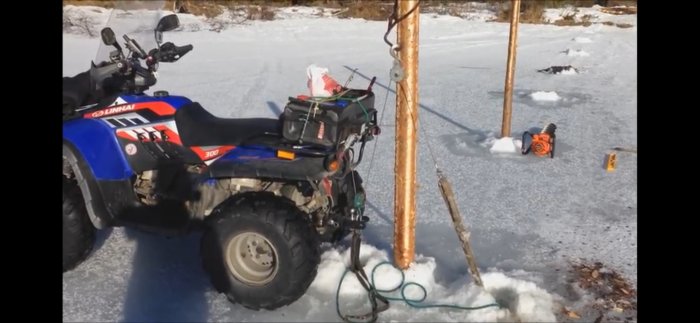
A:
336 261 501 322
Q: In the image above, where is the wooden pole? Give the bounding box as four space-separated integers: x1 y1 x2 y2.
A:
501 0 521 138
394 0 420 270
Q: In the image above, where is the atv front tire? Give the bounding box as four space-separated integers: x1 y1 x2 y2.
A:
201 193 320 310
63 177 96 272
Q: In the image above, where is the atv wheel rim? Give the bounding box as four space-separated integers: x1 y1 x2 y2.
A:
225 232 278 286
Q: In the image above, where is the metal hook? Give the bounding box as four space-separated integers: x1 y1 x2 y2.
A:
390 44 405 82
390 44 401 61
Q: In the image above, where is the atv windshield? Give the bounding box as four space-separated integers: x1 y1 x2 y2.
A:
94 1 168 66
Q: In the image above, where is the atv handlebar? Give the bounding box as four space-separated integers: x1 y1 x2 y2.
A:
90 34 194 99
110 41 192 94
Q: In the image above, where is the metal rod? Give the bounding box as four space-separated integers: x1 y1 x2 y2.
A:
394 0 420 270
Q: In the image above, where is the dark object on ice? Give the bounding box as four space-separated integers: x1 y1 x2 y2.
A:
537 65 578 74
570 260 637 313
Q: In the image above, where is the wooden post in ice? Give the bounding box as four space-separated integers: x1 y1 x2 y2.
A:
394 0 420 270
437 172 484 287
501 0 521 138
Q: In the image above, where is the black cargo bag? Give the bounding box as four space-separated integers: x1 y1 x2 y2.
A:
281 89 376 148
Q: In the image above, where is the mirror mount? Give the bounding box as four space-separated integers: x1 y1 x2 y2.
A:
155 31 163 45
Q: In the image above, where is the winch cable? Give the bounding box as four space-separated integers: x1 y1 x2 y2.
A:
395 82 489 288
363 73 393 191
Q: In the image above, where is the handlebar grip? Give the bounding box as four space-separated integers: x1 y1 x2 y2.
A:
177 44 193 55
154 43 192 62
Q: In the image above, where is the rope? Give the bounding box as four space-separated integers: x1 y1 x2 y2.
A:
396 82 440 171
336 260 501 322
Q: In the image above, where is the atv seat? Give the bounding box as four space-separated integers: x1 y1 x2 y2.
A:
175 102 281 147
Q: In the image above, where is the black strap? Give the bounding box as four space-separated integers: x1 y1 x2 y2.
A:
341 231 390 323
550 134 556 158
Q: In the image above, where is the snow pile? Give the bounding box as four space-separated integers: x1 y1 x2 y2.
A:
62 5 111 37
451 2 498 21
559 67 579 75
309 243 556 322
458 10 498 22
489 137 522 154
275 6 344 19
173 12 210 32
563 49 590 57
543 5 636 27
480 272 557 322
424 8 496 22
543 7 582 24
530 91 562 101
61 5 341 35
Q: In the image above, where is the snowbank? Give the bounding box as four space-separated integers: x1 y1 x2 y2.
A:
563 49 591 57
314 243 556 322
530 91 562 101
489 137 522 154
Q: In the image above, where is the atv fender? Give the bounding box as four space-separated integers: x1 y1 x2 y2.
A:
63 138 193 233
63 118 133 180
63 141 112 229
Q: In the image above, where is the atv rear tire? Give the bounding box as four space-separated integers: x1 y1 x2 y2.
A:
63 177 96 272
201 193 320 310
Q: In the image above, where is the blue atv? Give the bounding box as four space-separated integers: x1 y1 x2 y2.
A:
62 11 378 310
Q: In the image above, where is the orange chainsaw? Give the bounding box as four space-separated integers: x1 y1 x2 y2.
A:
522 123 556 158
